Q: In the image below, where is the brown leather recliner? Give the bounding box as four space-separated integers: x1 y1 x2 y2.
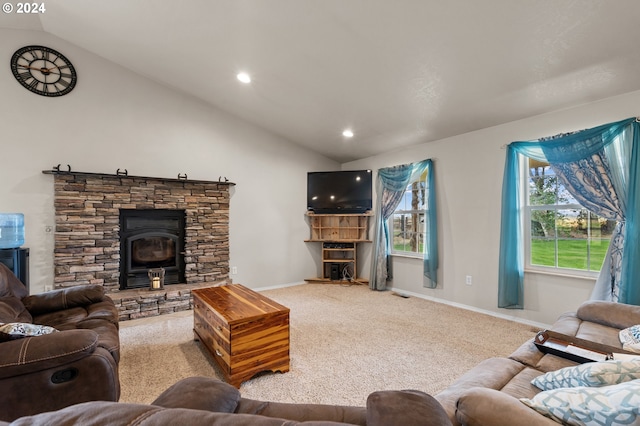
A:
0 263 120 421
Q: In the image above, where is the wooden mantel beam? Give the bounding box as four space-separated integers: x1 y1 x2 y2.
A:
42 169 235 186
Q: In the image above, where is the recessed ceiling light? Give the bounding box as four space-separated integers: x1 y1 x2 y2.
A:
342 129 354 138
237 72 251 84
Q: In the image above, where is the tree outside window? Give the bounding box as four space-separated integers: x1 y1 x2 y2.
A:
390 172 427 256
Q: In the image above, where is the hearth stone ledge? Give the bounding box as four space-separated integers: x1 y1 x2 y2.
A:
109 280 229 321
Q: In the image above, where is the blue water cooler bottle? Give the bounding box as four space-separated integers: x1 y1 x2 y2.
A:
0 213 25 249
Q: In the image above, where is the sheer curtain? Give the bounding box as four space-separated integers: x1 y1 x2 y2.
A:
498 117 640 308
369 159 437 290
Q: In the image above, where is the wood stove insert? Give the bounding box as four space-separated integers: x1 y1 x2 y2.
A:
120 209 186 289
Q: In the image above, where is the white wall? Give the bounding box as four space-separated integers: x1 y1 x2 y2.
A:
345 90 640 326
0 29 338 294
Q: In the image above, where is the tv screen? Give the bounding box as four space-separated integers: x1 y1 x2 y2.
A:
307 170 372 214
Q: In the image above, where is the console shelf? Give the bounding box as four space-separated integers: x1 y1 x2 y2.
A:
304 212 371 284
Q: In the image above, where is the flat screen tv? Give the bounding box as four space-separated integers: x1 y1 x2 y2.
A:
307 170 372 214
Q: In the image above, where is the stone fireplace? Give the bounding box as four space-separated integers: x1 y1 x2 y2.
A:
47 170 234 320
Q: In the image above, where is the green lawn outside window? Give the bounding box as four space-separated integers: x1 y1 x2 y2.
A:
530 238 610 271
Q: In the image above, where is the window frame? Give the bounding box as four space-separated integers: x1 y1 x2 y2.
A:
522 157 603 278
389 172 427 259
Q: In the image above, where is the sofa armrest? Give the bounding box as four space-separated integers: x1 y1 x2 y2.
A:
577 300 640 329
456 388 558 426
22 285 105 315
0 329 98 379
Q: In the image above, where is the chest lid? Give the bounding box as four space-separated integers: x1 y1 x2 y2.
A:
193 284 289 325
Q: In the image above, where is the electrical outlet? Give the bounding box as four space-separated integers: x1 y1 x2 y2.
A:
465 275 472 286
231 266 238 275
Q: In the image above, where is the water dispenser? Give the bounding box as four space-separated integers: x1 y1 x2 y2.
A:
0 213 25 249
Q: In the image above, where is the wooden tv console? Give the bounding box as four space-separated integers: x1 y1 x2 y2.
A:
304 212 371 284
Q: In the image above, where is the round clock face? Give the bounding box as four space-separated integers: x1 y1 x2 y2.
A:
10 45 77 97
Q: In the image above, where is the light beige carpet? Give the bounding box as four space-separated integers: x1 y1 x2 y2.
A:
119 283 538 407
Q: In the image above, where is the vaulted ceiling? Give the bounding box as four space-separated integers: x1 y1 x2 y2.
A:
5 0 640 162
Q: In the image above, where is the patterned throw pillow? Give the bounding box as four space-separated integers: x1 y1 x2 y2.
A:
532 359 640 391
619 325 640 353
0 322 58 341
521 380 640 426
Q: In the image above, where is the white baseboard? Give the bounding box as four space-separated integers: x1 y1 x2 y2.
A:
254 281 550 330
254 281 307 292
388 286 551 330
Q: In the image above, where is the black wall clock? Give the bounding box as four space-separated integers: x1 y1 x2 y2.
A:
10 45 77 97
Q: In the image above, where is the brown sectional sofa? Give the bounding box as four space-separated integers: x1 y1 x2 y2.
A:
0 263 120 422
435 300 640 425
2 376 453 426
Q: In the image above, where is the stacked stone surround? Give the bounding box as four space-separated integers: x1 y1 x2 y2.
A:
108 281 226 321
48 171 233 320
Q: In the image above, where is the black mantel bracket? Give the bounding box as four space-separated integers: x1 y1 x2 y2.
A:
42 169 235 186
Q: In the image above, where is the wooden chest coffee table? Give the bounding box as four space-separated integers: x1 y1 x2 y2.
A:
192 284 290 387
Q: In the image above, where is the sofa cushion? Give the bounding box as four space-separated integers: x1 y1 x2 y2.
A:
0 263 28 300
435 357 531 420
30 303 120 362
573 321 625 349
0 322 58 341
577 301 640 330
31 300 118 330
366 390 452 426
535 353 581 374
499 366 545 399
32 306 90 329
521 380 640 425
532 359 640 391
22 285 105 316
152 377 241 413
235 398 367 425
456 388 558 426
32 304 117 327
0 297 31 324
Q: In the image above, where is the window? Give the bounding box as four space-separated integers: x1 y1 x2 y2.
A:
525 158 615 273
389 171 427 257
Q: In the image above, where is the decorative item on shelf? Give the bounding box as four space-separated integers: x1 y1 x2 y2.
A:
52 164 71 172
147 268 165 291
116 168 128 176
